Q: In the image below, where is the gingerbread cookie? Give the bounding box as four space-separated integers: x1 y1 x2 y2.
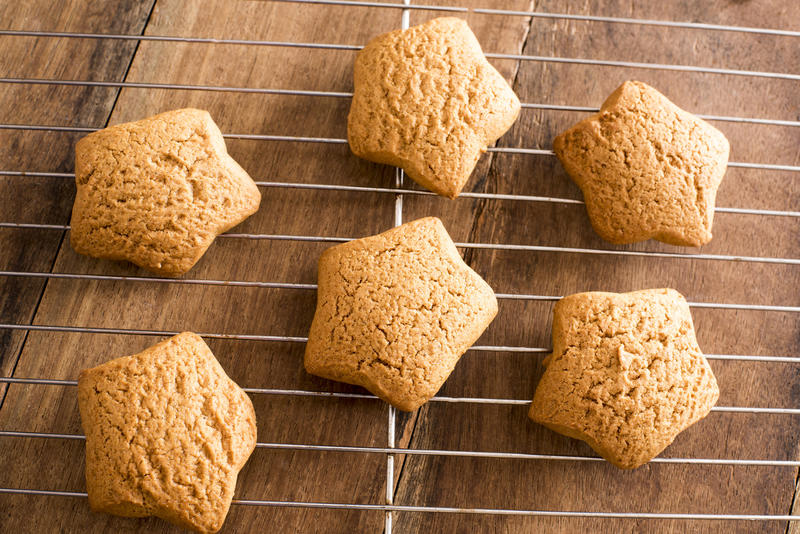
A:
77 332 257 533
71 108 261 276
553 81 729 246
529 289 719 469
305 217 498 411
348 17 520 198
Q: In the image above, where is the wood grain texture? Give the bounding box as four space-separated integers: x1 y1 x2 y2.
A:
0 0 154 397
0 0 798 533
395 1 800 533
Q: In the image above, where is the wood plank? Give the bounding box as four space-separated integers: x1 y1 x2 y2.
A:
0 1 154 391
392 0 800 533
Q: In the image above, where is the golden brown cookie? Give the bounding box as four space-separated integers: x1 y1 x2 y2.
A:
304 217 498 411
529 289 719 469
71 108 261 276
348 17 520 199
553 81 729 246
77 332 257 533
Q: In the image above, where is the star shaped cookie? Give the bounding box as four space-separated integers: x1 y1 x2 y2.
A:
529 289 719 469
553 81 729 246
304 217 498 411
348 17 521 199
71 108 261 276
77 332 257 533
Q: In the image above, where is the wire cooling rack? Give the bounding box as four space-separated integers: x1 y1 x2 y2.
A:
0 0 799 531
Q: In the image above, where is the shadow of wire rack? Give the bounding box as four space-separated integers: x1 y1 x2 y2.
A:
0 0 798 532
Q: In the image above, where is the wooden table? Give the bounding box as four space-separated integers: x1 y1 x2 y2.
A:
1 1 798 532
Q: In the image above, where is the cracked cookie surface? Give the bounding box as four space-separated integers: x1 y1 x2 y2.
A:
77 332 257 533
71 108 261 276
553 81 729 246
529 289 719 469
304 217 498 411
347 17 520 199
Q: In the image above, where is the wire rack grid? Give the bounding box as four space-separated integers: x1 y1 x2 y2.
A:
0 0 799 532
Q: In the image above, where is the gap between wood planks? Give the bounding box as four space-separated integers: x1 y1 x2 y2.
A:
788 470 800 534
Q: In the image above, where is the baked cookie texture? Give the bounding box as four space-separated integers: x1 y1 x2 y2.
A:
77 332 257 533
529 289 719 469
305 217 498 411
71 108 261 276
553 81 729 247
348 17 520 199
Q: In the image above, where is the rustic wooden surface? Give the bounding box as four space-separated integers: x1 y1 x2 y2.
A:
0 0 798 533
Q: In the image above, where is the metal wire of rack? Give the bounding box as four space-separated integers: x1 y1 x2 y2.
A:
0 0 798 530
